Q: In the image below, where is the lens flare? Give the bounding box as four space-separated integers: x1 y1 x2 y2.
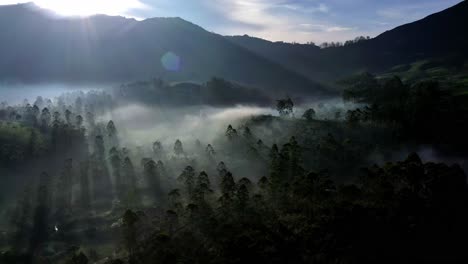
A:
161 52 181 72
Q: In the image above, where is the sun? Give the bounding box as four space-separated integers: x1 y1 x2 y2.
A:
33 0 148 17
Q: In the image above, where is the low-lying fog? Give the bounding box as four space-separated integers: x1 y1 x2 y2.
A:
1 84 466 173
0 83 108 104
99 104 275 147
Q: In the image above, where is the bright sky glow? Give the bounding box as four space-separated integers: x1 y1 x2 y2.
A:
0 0 148 16
0 0 463 43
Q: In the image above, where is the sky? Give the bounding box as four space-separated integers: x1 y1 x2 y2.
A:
0 0 463 43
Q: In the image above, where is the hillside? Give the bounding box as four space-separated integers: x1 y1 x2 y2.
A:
228 0 468 82
0 3 326 96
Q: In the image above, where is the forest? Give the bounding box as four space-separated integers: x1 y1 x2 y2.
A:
1 73 468 264
1 1 468 263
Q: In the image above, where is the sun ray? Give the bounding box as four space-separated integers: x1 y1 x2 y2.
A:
32 0 148 17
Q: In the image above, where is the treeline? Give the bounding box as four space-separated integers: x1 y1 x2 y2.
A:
320 36 371 49
1 83 468 263
108 152 468 263
340 73 468 150
7 115 468 263
0 91 113 166
1 90 280 262
114 77 272 107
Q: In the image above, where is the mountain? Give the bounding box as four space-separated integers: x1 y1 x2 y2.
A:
0 3 326 96
2 1 466 95
227 0 468 82
225 36 325 81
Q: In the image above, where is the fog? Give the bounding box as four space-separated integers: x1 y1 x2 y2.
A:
100 104 276 147
0 83 107 104
2 82 468 263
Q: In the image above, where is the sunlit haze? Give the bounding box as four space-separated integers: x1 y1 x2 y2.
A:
1 0 468 263
1 0 148 16
0 0 462 42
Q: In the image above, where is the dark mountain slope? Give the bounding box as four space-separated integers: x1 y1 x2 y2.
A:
227 0 468 82
0 3 326 96
226 36 325 81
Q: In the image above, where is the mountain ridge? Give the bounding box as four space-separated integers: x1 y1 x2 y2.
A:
1 1 467 94
0 2 327 96
227 0 468 82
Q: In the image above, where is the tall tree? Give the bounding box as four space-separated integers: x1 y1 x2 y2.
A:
94 135 105 160
205 144 216 162
9 188 31 252
85 111 95 128
152 141 164 160
225 125 238 141
302 108 316 121
220 171 236 197
243 126 254 142
56 159 73 212
178 166 196 200
29 172 51 256
109 147 123 199
75 115 84 128
174 139 184 157
122 210 139 256
269 144 281 190
40 107 51 130
143 159 162 201
122 157 141 208
106 120 119 147
276 97 294 117
79 160 91 210
65 109 72 125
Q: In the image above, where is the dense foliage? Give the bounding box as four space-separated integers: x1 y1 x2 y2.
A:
0 85 467 264
341 73 468 149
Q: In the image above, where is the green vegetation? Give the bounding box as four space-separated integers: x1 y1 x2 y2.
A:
0 122 46 166
380 57 468 93
1 2 468 262
1 82 467 263
340 73 468 149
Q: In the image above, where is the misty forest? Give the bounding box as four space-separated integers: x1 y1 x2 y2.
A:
2 1 468 264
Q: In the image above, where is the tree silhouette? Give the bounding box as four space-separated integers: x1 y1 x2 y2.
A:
276 97 294 117
302 108 316 121
174 139 184 156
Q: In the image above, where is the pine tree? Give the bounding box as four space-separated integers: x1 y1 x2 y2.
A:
29 172 51 255
123 157 141 207
168 189 183 213
65 109 72 125
40 107 51 130
220 171 236 197
243 126 254 142
122 210 139 256
107 120 119 147
174 139 184 157
110 148 123 199
94 135 105 160
225 125 238 141
205 144 216 160
269 144 281 190
75 115 84 128
10 188 31 252
178 166 195 200
236 184 250 212
79 160 91 210
143 159 162 201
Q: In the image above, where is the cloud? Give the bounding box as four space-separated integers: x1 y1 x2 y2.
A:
299 23 354 32
204 0 352 43
325 26 354 32
1 0 461 43
283 3 329 13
